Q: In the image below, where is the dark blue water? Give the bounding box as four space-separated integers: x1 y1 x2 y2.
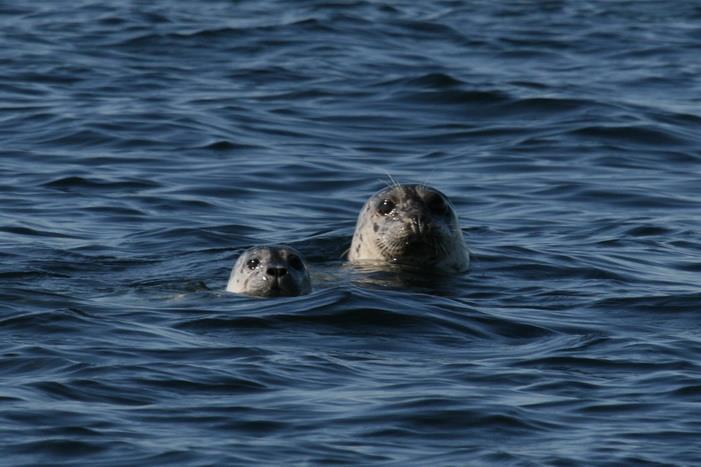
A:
2 1 701 464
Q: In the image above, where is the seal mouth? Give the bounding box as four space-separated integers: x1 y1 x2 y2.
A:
402 239 434 257
266 277 300 297
393 236 439 263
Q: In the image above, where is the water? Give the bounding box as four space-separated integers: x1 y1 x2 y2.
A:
2 1 701 464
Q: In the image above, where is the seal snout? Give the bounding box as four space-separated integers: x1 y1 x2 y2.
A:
408 213 430 236
266 264 290 292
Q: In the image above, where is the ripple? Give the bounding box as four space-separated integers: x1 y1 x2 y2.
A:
393 88 512 107
595 293 701 314
0 226 80 239
0 356 85 378
43 176 161 193
9 439 107 457
496 96 606 115
2 1 701 465
375 72 466 89
0 310 94 334
29 380 154 405
128 375 267 395
196 140 261 151
570 125 691 146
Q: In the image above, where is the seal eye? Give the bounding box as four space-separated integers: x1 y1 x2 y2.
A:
377 199 395 216
288 255 304 271
246 258 260 270
427 194 448 215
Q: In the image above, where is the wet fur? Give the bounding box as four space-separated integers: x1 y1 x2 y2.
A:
227 245 312 297
349 184 470 273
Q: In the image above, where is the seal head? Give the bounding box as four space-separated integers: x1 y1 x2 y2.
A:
226 245 312 297
348 184 469 273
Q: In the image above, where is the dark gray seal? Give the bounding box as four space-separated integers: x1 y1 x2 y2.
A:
226 245 312 297
348 184 470 272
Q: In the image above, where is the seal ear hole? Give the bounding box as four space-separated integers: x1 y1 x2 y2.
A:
247 258 260 270
427 194 448 215
377 199 395 216
288 255 304 271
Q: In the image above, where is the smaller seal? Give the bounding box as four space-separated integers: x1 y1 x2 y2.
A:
348 184 470 273
226 245 312 297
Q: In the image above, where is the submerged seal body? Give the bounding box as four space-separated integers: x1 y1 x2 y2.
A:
348 184 470 273
226 245 312 297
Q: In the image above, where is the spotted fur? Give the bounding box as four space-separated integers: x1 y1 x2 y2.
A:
226 245 312 297
348 184 470 272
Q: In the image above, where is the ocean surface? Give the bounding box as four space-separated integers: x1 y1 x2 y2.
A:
2 1 701 465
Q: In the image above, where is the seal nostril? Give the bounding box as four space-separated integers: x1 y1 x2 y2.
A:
410 215 427 234
267 267 287 278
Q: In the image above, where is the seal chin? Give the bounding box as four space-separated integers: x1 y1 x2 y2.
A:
266 281 282 295
265 285 285 297
267 278 300 297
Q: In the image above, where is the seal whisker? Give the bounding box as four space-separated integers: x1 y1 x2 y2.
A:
381 170 401 189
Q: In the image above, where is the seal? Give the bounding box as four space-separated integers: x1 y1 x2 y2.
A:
348 184 470 272
226 245 312 297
